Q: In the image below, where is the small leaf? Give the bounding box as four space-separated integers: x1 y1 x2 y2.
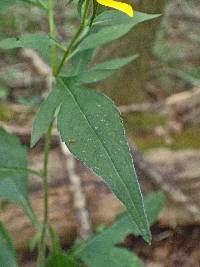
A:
75 192 165 267
0 34 51 60
0 128 35 223
45 251 80 267
31 86 64 147
57 78 151 242
0 222 18 267
78 11 160 51
65 55 138 84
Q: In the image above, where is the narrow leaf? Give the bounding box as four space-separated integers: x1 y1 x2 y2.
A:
0 128 35 223
70 54 138 84
78 23 133 51
70 49 94 75
31 86 64 147
78 11 160 50
0 222 18 267
93 10 161 27
57 78 151 242
0 34 51 60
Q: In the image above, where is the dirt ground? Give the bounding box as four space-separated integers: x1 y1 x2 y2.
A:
127 224 200 267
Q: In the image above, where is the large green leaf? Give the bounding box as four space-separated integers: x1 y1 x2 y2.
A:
0 128 35 222
31 86 64 147
65 55 138 84
56 78 151 242
75 192 165 267
78 11 160 51
0 34 51 60
45 251 79 267
0 222 18 267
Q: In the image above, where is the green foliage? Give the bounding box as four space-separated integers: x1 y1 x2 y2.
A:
74 192 165 267
57 79 150 242
65 55 138 84
29 9 161 244
32 78 150 242
0 128 35 223
0 1 162 265
31 87 64 147
78 11 160 51
0 222 18 267
70 49 94 75
45 251 80 267
0 34 51 60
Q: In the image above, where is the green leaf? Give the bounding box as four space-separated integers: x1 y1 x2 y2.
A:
0 222 18 267
31 86 64 147
65 55 138 84
0 34 51 60
93 10 160 27
45 251 80 267
88 248 144 267
0 128 35 222
70 49 94 75
75 192 165 267
78 11 160 51
57 78 151 242
0 0 47 10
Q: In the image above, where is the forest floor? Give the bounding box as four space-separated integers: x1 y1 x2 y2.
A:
128 224 200 267
20 224 200 267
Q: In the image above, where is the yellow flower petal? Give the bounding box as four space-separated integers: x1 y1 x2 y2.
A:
96 0 134 17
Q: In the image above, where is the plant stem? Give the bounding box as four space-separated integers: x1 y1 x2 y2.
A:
37 0 57 265
48 0 57 74
37 122 53 267
89 0 98 27
55 0 91 76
